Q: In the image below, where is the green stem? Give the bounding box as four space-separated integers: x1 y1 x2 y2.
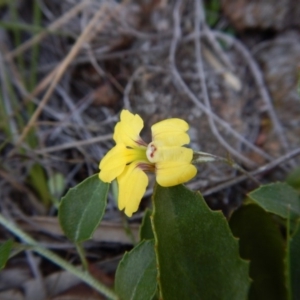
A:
122 216 137 245
0 213 119 300
9 0 25 80
29 0 42 93
75 242 89 271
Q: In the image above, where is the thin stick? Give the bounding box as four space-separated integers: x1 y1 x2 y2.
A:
34 134 112 154
213 31 292 163
196 147 300 196
5 0 91 60
192 151 260 185
168 0 272 166
193 0 254 166
123 66 145 110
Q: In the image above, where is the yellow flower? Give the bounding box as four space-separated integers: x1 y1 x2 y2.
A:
99 110 197 217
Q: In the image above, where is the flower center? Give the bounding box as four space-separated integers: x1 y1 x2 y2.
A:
137 162 155 172
146 142 158 163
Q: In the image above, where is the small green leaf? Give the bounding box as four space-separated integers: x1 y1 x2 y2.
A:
286 168 300 191
248 183 300 219
230 204 287 300
152 184 250 300
115 240 157 300
48 172 65 197
58 174 109 242
27 163 52 205
139 209 154 241
289 220 300 299
0 240 13 270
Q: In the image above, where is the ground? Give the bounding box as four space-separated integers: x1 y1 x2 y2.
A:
0 0 299 299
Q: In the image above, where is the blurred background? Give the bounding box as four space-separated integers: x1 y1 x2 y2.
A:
0 0 299 299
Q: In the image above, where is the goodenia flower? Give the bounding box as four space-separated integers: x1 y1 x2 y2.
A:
99 110 197 217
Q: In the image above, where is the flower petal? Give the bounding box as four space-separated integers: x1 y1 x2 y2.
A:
151 118 190 146
156 161 197 187
99 144 127 182
117 162 148 217
99 144 147 182
147 144 193 164
113 110 145 148
154 146 197 186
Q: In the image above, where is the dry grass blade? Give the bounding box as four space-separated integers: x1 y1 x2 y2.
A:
4 0 92 61
34 134 112 154
12 4 112 151
200 147 300 196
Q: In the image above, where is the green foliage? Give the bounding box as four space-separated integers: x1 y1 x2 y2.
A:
0 0 51 210
204 0 221 27
58 174 109 242
0 240 13 270
248 182 300 219
152 184 250 300
54 175 300 299
115 240 157 300
288 220 300 300
0 0 9 7
286 168 300 191
48 172 66 206
27 163 52 206
139 209 154 241
230 204 287 300
113 182 300 299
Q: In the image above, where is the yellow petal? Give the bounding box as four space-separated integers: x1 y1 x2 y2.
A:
99 144 127 182
154 146 197 186
99 144 147 182
151 118 190 146
113 110 145 148
156 161 197 187
117 162 148 217
147 144 193 164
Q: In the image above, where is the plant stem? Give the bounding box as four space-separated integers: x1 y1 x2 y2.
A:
75 242 89 271
0 213 119 300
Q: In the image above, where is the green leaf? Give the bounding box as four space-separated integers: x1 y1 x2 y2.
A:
248 183 300 219
230 204 287 300
115 240 157 300
286 168 300 191
0 0 9 7
0 240 13 270
27 163 52 206
139 209 154 241
152 184 250 300
58 174 109 242
289 220 300 299
48 172 65 197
